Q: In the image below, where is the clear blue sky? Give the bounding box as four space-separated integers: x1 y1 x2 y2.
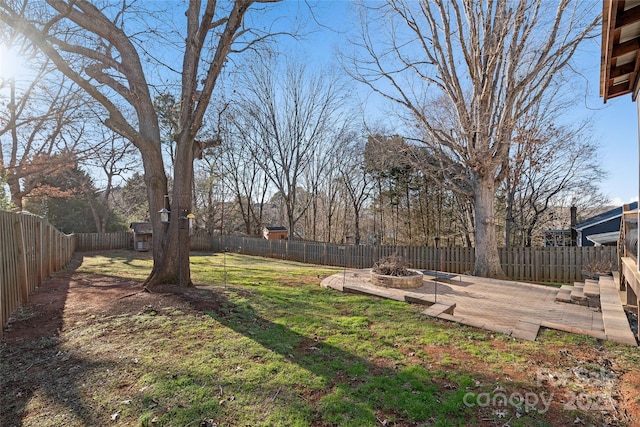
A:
5 1 636 205
592 96 638 205
570 36 639 206
293 1 640 206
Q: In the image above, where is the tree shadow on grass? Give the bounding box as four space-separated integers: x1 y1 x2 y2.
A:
179 286 484 426
0 254 117 427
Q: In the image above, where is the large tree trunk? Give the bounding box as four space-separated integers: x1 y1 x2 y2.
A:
473 175 506 279
7 176 22 211
287 207 296 241
353 204 361 245
141 143 172 288
145 135 194 288
0 0 279 290
349 0 598 276
84 192 103 233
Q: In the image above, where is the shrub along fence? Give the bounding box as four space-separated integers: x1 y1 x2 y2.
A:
0 211 75 338
211 235 617 284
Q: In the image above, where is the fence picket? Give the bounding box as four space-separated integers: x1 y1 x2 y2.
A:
207 236 616 285
4 224 618 340
66 232 620 286
1 212 74 339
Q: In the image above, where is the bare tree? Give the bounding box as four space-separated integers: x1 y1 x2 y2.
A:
0 0 284 287
338 137 372 245
0 30 88 211
223 147 269 236
117 172 149 223
194 158 230 235
318 144 350 243
348 0 599 277
81 129 138 233
503 120 607 247
232 58 352 239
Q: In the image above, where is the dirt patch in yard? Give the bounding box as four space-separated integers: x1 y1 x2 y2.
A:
2 253 640 426
1 255 164 426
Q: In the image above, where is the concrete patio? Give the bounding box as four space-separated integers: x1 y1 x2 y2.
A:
321 269 637 346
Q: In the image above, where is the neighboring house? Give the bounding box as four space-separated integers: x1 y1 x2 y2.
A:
585 231 622 247
263 226 288 240
542 229 573 247
542 206 578 247
130 222 153 251
574 202 638 247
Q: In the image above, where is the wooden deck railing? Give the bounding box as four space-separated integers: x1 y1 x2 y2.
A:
0 211 75 338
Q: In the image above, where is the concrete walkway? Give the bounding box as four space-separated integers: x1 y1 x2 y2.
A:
321 270 637 346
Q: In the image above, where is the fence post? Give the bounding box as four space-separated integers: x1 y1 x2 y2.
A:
46 225 52 277
35 220 43 287
13 220 29 304
323 242 327 266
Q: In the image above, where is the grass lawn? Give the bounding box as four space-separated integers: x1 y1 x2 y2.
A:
1 250 639 426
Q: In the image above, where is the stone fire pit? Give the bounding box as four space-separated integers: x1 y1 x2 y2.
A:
370 269 424 289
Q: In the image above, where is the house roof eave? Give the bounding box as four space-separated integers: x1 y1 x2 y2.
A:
601 0 640 102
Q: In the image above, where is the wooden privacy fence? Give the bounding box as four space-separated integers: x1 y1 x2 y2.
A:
0 211 75 338
74 231 131 251
68 232 619 284
211 235 617 284
73 230 214 252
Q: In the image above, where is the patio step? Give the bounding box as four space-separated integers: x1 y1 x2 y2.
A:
555 286 572 303
570 283 588 305
612 271 621 290
583 279 600 298
599 275 637 346
422 302 456 317
342 284 406 302
512 319 541 341
556 280 602 307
